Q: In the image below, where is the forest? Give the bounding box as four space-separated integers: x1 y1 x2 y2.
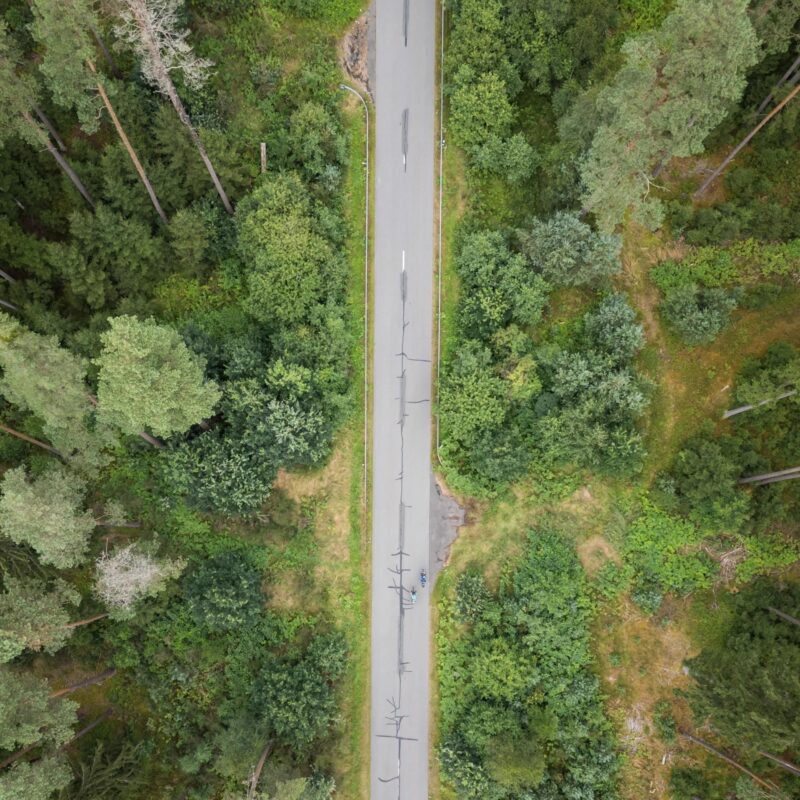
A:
3 0 800 798
436 0 800 798
0 0 366 798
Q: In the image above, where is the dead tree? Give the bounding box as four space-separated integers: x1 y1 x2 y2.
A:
723 389 798 419
694 82 800 198
114 0 234 215
49 668 117 698
680 730 780 792
87 60 168 224
757 52 800 114
767 606 800 628
760 750 800 777
739 466 800 486
0 422 62 457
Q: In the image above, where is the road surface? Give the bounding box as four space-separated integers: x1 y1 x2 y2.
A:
370 1 436 798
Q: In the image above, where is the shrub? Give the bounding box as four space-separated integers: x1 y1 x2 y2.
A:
185 551 264 632
661 284 741 345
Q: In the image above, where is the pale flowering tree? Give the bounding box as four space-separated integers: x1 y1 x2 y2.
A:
94 543 185 618
113 0 233 213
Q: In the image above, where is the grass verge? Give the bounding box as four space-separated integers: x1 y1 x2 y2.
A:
268 87 372 799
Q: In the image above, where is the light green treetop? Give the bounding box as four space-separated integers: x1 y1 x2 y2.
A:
0 578 81 663
94 315 221 439
0 463 95 568
580 0 760 231
0 755 73 800
0 667 77 752
0 21 42 149
0 313 113 473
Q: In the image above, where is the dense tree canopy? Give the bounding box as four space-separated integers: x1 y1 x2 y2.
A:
0 578 81 662
689 581 800 754
439 530 618 799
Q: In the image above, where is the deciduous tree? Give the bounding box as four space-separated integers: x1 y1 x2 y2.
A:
518 212 621 287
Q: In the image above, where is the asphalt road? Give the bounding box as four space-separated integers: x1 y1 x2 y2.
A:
370 1 436 798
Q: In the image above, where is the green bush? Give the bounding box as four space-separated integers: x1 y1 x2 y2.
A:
624 499 716 599
439 530 619 799
661 284 741 345
652 699 677 743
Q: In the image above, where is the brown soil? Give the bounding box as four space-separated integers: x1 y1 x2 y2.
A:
577 534 620 577
597 598 698 800
339 11 371 97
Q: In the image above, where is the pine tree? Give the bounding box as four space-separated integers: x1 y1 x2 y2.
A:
580 0 760 230
0 21 95 208
689 581 800 754
0 313 113 473
94 315 221 440
0 755 73 800
0 464 95 569
30 0 169 223
113 0 234 214
0 577 92 663
0 667 78 753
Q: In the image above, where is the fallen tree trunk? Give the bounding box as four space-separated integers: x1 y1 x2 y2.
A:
49 668 116 698
680 731 779 791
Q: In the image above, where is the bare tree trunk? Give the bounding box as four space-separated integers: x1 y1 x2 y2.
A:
679 731 779 791
739 466 800 486
0 268 17 283
694 82 800 198
23 112 95 208
757 52 800 114
246 742 273 800
126 1 233 215
90 25 120 76
0 299 20 312
0 423 61 456
760 750 800 776
767 606 800 628
49 668 116 698
87 60 168 224
60 707 114 748
32 104 66 152
723 389 798 418
165 88 233 215
0 742 36 770
96 520 141 528
136 429 165 449
64 612 110 629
